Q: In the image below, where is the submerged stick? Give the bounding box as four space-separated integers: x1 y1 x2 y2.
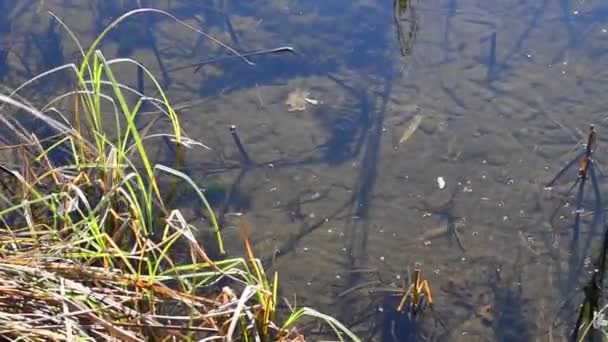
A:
398 115 422 145
229 125 253 166
547 126 596 188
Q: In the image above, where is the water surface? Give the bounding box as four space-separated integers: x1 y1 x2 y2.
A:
2 0 608 340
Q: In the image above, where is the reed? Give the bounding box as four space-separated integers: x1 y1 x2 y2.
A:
0 8 359 341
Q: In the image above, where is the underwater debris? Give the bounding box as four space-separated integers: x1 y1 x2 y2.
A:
398 114 423 145
286 88 319 112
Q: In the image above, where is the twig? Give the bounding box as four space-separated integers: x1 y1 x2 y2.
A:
229 125 253 166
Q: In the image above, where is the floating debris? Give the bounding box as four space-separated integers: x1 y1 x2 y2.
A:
304 97 320 105
398 114 423 144
437 177 446 190
286 88 319 111
477 304 495 324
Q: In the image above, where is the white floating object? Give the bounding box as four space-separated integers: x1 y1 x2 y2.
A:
437 176 446 189
304 97 320 105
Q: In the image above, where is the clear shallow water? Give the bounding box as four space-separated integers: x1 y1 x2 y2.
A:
2 0 608 340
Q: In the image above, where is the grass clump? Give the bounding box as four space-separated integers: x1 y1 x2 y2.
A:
0 8 359 342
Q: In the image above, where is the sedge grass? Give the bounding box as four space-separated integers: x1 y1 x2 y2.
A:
0 8 359 341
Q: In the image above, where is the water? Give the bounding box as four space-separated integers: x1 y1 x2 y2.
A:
2 0 608 340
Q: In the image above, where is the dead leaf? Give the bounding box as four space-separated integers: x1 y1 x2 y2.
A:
286 88 311 112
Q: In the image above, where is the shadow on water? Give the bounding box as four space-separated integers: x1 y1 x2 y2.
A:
393 0 419 57
0 1 15 80
315 75 371 165
333 1 425 336
571 210 608 340
256 81 378 264
495 1 548 79
543 128 605 306
167 2 392 97
380 295 419 342
91 0 173 88
543 128 608 340
452 0 549 84
437 254 534 341
489 255 534 341
94 1 152 54
27 16 64 72
344 266 448 341
328 47 408 342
